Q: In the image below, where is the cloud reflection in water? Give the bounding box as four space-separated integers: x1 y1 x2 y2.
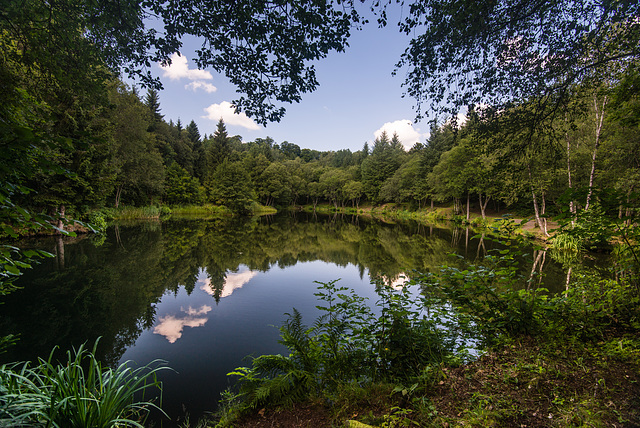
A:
153 268 257 343
153 304 212 343
201 269 257 299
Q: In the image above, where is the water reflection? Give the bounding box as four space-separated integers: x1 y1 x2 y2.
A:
0 213 587 424
201 267 257 300
154 304 212 343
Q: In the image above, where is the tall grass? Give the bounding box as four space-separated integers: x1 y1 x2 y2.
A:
170 204 229 217
551 232 582 251
112 206 164 220
0 341 168 427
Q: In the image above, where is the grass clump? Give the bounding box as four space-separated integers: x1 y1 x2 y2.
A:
0 340 168 427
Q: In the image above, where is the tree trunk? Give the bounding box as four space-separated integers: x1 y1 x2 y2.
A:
115 184 123 208
55 235 65 269
56 204 66 234
585 94 607 211
541 191 548 236
564 120 576 224
466 191 470 221
465 227 469 254
478 194 490 220
528 164 550 237
528 250 544 289
476 233 486 260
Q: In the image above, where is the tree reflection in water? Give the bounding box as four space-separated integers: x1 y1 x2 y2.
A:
0 212 573 423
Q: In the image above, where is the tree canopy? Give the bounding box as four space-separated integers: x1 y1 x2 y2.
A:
392 0 640 122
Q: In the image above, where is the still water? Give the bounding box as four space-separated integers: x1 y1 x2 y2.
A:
0 213 571 424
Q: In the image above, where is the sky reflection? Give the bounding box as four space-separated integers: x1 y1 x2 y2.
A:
154 267 258 343
201 268 257 299
153 304 212 343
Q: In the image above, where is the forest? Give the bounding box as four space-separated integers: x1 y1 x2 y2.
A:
1 1 638 233
4 75 640 233
1 0 639 426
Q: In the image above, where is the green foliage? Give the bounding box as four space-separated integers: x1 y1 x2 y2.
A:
421 249 552 340
224 279 459 415
550 232 582 251
394 0 639 122
164 164 204 206
0 340 168 427
361 132 405 203
86 211 109 233
558 203 615 251
552 274 640 338
208 160 255 215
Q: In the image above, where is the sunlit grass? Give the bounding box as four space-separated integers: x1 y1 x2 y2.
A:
170 204 229 217
112 206 165 219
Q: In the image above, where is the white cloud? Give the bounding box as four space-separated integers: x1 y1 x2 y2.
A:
160 53 213 81
374 120 426 150
185 81 217 93
202 101 260 130
455 110 469 126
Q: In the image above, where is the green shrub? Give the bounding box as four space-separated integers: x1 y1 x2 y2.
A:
223 279 459 415
419 238 553 340
86 211 108 233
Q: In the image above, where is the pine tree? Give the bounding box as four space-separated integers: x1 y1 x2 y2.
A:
144 88 163 127
207 119 231 172
186 120 201 144
187 121 206 183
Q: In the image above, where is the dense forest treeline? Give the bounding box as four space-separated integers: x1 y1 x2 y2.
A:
1 0 638 238
7 74 640 230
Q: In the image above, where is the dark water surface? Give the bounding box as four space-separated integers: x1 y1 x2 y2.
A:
0 213 575 424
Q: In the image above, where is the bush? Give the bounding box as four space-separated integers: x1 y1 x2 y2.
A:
87 211 109 233
223 279 460 415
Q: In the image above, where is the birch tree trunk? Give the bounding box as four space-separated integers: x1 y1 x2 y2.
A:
541 190 548 236
115 184 123 208
466 191 470 221
564 124 576 225
585 94 608 211
478 194 490 220
528 164 550 237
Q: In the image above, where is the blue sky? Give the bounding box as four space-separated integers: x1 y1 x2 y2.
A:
152 10 430 152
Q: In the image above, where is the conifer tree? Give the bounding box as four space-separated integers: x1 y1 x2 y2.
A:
145 88 163 128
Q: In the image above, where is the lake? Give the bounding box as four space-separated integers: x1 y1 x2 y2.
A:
0 213 577 425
